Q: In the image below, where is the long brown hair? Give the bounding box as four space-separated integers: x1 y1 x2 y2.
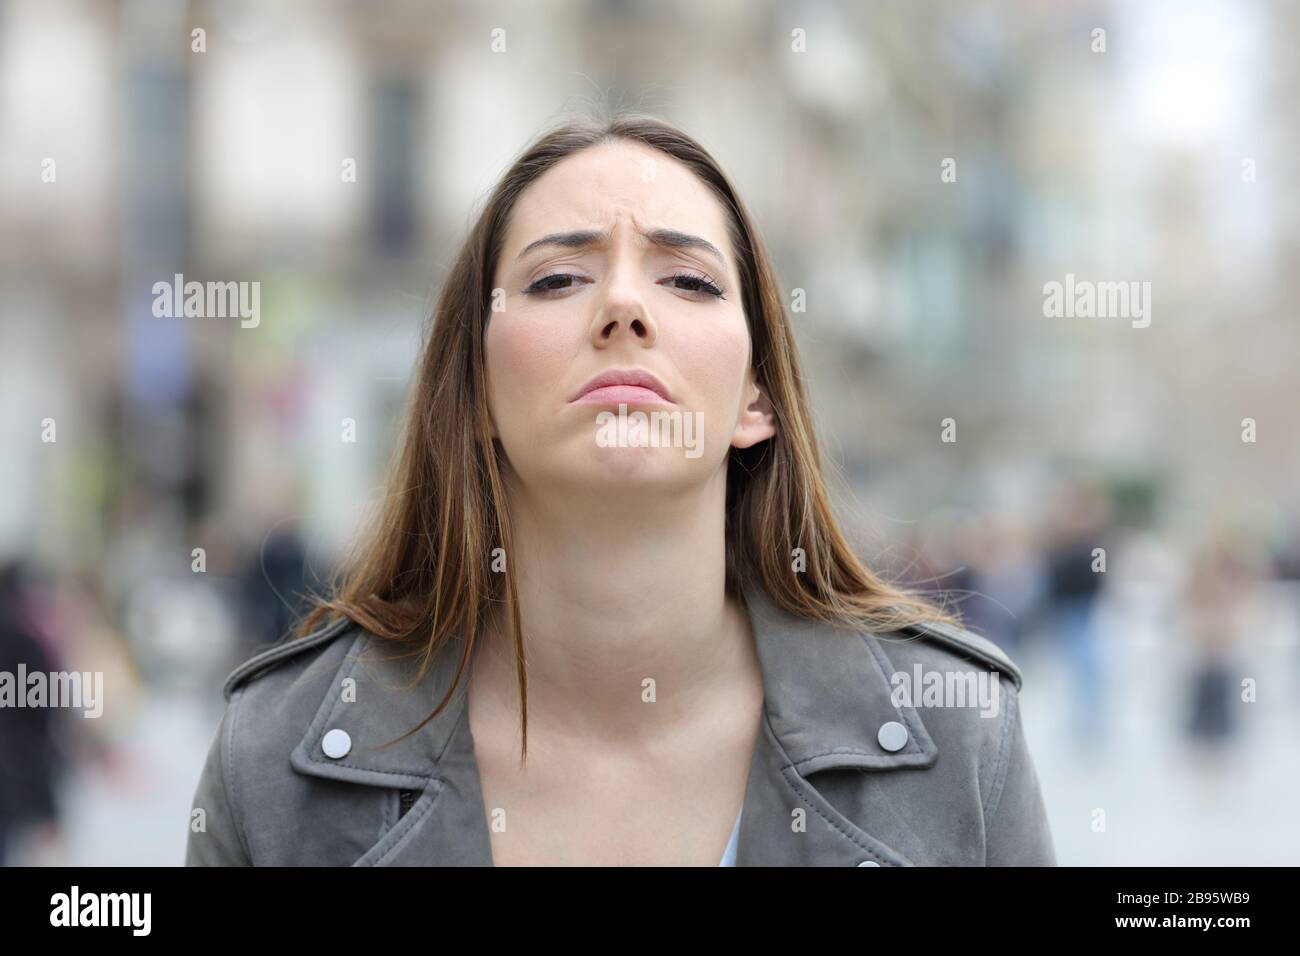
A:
296 112 960 759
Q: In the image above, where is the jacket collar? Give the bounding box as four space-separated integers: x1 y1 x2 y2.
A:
290 584 939 866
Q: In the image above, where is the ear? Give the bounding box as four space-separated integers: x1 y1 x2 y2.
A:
731 370 777 450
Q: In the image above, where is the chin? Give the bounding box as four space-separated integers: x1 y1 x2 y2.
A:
501 426 714 497
580 443 697 480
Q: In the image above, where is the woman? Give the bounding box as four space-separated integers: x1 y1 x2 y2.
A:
185 114 1056 867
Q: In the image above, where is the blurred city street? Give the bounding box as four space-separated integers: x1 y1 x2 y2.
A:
39 692 218 866
1025 580 1300 865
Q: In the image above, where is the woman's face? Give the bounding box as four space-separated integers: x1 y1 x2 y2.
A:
486 139 775 499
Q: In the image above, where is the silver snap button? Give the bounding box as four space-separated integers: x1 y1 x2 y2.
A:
877 720 909 752
322 728 352 759
857 860 881 867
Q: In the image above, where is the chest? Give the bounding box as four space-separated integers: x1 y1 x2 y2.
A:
469 706 759 866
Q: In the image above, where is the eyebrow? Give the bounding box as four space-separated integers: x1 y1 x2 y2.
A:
515 227 727 270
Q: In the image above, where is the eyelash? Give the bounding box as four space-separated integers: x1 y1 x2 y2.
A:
522 271 726 300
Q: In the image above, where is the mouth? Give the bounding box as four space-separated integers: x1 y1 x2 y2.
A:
570 368 675 406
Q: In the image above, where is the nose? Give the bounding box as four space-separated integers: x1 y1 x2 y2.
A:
589 258 658 350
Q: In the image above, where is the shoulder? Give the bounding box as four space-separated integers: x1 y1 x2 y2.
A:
221 615 361 701
873 616 1023 692
190 615 406 865
189 615 368 865
866 616 1030 788
869 622 1056 864
214 616 368 784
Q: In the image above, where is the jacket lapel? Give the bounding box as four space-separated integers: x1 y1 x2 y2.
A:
735 586 939 866
289 586 939 866
286 628 495 865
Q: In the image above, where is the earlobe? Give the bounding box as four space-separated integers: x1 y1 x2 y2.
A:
731 382 777 450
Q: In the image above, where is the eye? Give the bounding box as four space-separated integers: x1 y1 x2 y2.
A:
661 271 726 299
521 270 726 299
522 273 591 295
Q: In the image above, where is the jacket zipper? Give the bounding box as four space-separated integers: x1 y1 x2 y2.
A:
398 789 416 819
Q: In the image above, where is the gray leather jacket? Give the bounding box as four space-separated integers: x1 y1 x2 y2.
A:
185 586 1057 866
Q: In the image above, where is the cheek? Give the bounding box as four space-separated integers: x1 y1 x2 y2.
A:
679 316 752 410
484 313 571 421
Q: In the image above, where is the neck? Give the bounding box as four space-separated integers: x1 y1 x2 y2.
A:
472 469 760 747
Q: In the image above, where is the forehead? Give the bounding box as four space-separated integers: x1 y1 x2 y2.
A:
500 139 733 263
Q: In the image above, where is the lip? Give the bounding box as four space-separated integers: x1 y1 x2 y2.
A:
569 368 675 405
